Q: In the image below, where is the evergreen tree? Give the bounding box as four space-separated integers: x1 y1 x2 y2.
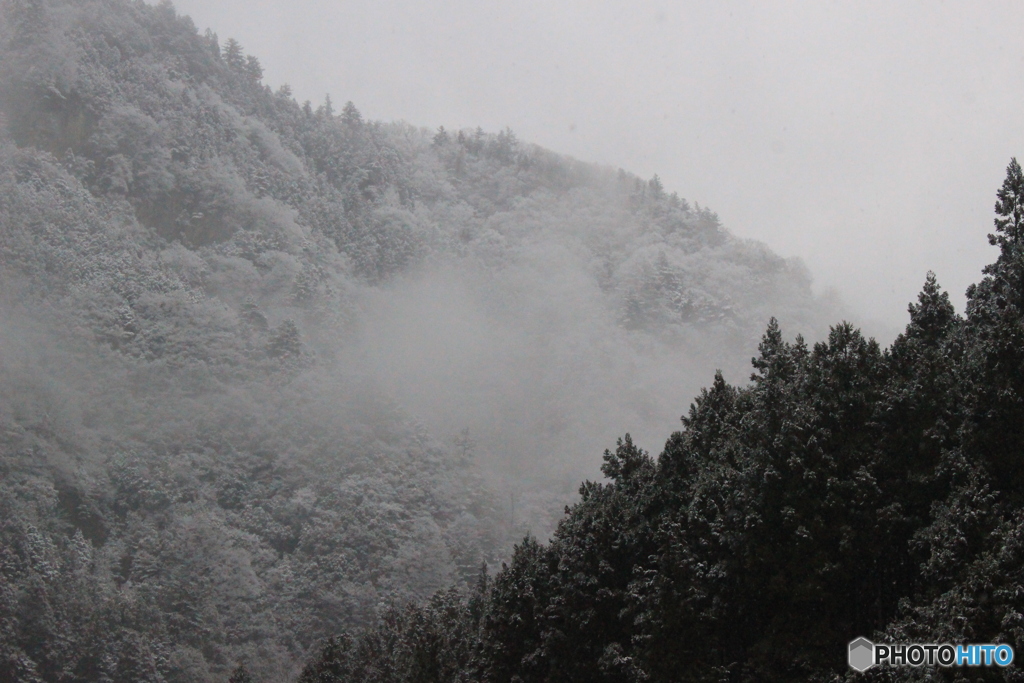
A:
962 158 1024 495
433 126 449 147
648 174 664 199
298 636 356 683
244 54 263 81
228 663 254 683
341 101 361 126
223 38 245 70
204 28 220 59
990 157 1024 260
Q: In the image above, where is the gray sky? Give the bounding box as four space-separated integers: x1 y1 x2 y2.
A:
172 0 1024 337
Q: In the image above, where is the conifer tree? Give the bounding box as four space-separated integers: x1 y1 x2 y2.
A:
244 54 263 81
297 636 355 683
990 157 1024 258
223 38 245 70
341 101 361 126
228 663 254 683
963 158 1024 495
648 174 664 199
204 28 219 58
433 126 449 147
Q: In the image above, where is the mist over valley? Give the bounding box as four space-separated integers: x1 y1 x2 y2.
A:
3 2 1022 682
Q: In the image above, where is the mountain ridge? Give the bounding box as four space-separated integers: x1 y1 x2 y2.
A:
0 1 836 681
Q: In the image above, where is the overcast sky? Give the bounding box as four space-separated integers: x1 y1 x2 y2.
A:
172 0 1024 338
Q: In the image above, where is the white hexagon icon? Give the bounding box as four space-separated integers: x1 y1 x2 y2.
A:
848 637 875 672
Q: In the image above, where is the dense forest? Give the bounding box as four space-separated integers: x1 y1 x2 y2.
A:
295 158 1024 682
5 1 1023 682
0 1 836 682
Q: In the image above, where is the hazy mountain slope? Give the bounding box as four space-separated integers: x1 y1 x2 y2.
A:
298 162 1024 683
0 1 834 681
0 0 832 477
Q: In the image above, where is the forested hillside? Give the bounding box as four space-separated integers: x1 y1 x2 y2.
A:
299 161 1024 682
0 1 831 681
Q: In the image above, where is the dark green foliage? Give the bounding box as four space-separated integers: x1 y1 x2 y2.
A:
308 161 1024 682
